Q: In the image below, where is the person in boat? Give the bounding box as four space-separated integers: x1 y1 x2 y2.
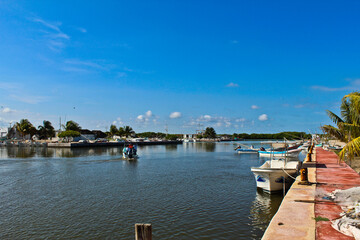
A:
260 147 265 151
128 144 134 158
234 145 241 150
133 145 137 155
123 146 128 158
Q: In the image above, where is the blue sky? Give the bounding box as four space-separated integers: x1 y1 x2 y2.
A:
0 0 359 134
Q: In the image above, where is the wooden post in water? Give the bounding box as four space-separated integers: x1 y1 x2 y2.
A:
135 223 152 240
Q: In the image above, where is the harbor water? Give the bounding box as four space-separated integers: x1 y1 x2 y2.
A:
0 142 293 239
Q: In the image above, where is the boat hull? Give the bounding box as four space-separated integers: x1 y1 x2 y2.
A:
236 149 258 154
251 167 298 192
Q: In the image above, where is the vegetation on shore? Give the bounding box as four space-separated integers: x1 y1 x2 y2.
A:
322 92 360 161
231 131 311 140
8 119 311 142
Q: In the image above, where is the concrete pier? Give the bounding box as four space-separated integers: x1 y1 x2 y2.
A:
262 147 360 240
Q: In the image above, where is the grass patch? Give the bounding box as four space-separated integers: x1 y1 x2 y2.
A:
313 216 330 222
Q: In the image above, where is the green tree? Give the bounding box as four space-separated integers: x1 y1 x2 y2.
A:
109 124 118 136
16 119 37 139
204 127 216 139
122 126 135 137
322 92 360 160
65 120 81 131
38 120 55 140
58 130 81 138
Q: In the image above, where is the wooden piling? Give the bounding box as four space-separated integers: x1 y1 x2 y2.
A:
135 223 152 240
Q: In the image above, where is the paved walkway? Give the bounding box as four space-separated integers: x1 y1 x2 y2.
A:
262 147 360 240
315 148 360 240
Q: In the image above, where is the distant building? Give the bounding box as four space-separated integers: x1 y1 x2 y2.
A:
0 128 8 138
91 130 107 139
79 129 96 140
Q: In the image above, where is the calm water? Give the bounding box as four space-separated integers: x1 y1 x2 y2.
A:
0 142 287 239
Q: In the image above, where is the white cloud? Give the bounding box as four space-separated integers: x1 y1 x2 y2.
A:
145 110 153 118
226 82 239 88
251 105 259 109
169 112 182 119
137 115 144 121
2 107 13 113
203 115 211 120
258 114 268 121
235 118 246 122
112 121 117 125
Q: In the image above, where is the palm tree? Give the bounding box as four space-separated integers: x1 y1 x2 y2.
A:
322 92 360 160
64 120 81 132
109 124 118 136
16 119 37 139
122 126 135 137
38 120 55 140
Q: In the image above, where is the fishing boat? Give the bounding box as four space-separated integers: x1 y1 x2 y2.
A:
234 144 259 154
251 159 301 192
258 148 302 158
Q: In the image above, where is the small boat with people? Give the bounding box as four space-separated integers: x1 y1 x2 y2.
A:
122 144 139 160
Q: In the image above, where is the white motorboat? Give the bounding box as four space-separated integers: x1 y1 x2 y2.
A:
236 149 258 154
234 144 258 154
251 159 301 192
258 148 302 158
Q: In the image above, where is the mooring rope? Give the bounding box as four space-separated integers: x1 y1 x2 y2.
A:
281 167 297 180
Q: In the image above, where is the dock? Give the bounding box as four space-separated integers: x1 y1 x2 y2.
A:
262 147 360 240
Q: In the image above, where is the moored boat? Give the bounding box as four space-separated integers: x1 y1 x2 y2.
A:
251 159 301 192
236 148 258 154
258 148 302 158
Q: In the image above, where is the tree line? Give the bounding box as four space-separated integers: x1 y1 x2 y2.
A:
232 131 311 140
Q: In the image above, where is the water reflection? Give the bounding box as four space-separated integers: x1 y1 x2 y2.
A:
165 144 178 151
0 146 126 159
195 142 216 152
249 190 283 233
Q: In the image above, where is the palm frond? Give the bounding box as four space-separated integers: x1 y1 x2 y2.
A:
343 92 360 125
321 125 345 141
339 136 360 160
338 122 360 138
326 110 344 125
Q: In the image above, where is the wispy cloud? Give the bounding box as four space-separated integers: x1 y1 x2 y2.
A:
64 59 106 70
10 94 48 104
251 105 259 109
231 40 239 44
31 17 70 51
77 27 87 33
0 82 21 90
62 67 91 73
226 82 239 88
311 79 360 92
